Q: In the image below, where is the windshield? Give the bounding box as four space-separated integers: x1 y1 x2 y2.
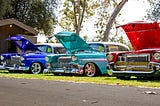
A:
36 45 52 53
89 43 129 52
108 45 129 52
36 45 66 54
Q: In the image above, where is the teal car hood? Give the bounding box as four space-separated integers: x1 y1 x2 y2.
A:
54 31 93 53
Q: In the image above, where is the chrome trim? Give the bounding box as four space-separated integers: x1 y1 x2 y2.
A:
6 66 29 71
109 61 160 74
116 65 149 68
109 69 155 74
0 65 5 70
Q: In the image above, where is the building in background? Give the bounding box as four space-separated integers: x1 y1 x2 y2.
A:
0 18 38 54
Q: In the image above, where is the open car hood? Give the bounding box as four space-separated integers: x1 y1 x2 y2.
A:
6 36 39 52
118 21 160 51
54 31 93 53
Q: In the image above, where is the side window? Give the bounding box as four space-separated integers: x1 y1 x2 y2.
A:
54 47 66 54
98 46 104 52
37 45 52 53
108 45 129 52
89 44 105 52
46 46 52 53
118 46 129 51
37 45 47 52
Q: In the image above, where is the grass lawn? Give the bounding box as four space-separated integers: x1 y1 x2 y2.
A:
0 70 160 88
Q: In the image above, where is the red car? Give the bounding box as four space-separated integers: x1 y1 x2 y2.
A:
107 21 160 79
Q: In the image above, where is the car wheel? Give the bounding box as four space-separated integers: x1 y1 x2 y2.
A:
30 63 43 74
84 62 97 77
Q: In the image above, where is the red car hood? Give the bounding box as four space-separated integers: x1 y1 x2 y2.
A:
118 21 160 51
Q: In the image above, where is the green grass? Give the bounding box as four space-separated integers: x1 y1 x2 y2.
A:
0 70 160 88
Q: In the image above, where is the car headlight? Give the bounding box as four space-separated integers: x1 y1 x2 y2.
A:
45 56 50 62
154 53 160 60
20 56 25 61
0 55 4 60
107 54 114 61
71 55 77 61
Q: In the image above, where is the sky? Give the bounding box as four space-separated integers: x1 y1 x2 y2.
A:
37 0 150 42
118 0 150 24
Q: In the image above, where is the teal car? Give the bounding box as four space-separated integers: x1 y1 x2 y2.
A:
44 31 107 77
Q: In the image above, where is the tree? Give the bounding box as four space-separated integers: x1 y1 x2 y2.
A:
145 0 160 22
94 0 128 42
0 0 12 19
1 0 59 35
59 0 95 35
103 0 128 41
60 0 128 42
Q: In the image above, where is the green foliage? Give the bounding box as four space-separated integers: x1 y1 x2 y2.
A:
94 0 113 37
0 0 12 19
0 0 59 35
59 0 96 34
145 0 160 22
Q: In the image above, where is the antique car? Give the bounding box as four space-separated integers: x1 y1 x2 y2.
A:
88 42 129 53
44 31 109 77
0 36 65 74
107 21 160 79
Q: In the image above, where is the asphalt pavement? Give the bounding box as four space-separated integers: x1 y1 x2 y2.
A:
0 77 160 106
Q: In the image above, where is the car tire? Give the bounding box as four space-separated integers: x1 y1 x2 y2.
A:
30 63 43 74
84 62 97 77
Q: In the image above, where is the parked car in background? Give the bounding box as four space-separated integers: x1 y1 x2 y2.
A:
0 36 65 74
88 42 129 53
44 31 109 77
107 21 160 79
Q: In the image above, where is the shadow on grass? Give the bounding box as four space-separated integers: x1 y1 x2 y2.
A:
117 76 160 83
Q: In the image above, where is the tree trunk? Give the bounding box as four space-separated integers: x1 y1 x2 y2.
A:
73 0 86 35
103 0 128 41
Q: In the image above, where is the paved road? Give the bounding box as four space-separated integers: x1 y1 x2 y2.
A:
0 77 160 106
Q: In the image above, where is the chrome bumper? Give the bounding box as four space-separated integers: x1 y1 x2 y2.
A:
43 68 83 74
0 64 29 71
0 64 6 70
6 66 30 71
108 62 160 75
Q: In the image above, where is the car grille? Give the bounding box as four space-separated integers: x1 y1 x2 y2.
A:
125 54 150 62
6 56 21 66
51 56 72 68
114 54 151 71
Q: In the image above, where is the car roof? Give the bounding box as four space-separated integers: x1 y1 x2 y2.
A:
88 42 129 50
35 43 63 47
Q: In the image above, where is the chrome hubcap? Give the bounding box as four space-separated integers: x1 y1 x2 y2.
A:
31 63 41 74
84 63 96 77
